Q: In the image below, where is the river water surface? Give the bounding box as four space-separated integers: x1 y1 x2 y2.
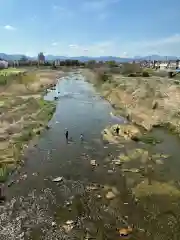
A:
1 72 180 240
0 72 127 239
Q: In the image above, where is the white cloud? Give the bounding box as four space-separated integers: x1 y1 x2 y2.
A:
81 0 120 21
82 0 120 11
3 25 16 31
51 42 58 46
52 5 65 11
69 44 79 49
2 34 180 58
52 5 73 17
64 34 180 57
124 34 180 56
119 52 129 58
66 41 115 56
24 52 37 57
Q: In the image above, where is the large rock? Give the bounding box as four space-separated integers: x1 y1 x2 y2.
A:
111 124 142 141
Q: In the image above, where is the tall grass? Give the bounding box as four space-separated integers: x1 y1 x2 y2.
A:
94 68 112 84
0 70 37 86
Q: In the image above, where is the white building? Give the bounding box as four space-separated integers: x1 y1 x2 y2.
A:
0 60 8 69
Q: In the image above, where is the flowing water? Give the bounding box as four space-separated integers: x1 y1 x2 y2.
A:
1 72 180 240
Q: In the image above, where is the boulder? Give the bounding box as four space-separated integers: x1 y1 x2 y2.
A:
112 124 142 141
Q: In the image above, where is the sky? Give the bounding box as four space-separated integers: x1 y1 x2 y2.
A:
0 0 180 57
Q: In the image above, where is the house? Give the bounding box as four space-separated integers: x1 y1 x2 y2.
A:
0 60 8 69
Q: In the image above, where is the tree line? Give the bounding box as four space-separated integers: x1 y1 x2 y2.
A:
7 57 120 68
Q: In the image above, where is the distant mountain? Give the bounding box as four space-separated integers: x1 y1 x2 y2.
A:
0 53 25 61
36 55 133 62
0 53 179 62
0 53 37 61
135 55 179 61
0 53 133 62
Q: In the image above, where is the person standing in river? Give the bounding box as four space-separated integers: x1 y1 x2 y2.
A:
80 133 84 143
116 125 120 135
65 129 69 143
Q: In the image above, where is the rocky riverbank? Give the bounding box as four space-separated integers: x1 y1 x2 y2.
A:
0 69 64 182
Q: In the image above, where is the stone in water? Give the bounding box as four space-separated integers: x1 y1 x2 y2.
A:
52 177 63 182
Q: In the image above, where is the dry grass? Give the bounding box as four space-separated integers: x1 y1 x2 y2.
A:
0 69 62 182
111 75 180 133
83 68 180 134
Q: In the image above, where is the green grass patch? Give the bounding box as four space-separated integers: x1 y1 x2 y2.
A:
0 70 37 86
143 68 154 73
140 134 163 145
17 131 34 142
0 165 8 182
37 99 56 120
0 164 15 182
0 68 25 76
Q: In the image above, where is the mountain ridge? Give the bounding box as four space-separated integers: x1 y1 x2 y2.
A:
0 53 179 62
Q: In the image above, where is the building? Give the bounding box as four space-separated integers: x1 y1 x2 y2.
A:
0 60 8 69
38 52 45 64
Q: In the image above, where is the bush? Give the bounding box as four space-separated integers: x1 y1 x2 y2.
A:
0 76 8 85
142 71 150 77
96 70 111 83
128 73 137 77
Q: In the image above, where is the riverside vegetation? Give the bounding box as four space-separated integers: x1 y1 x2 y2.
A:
0 68 63 182
83 66 180 133
81 66 180 239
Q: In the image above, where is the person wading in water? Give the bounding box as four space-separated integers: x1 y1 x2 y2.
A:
80 133 84 143
65 129 69 143
116 125 120 135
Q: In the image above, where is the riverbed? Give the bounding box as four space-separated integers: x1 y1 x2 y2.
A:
1 72 180 240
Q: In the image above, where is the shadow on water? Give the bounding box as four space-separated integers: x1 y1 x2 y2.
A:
1 72 180 239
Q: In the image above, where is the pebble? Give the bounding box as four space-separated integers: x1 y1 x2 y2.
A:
86 185 98 191
52 177 63 182
19 232 25 238
84 232 92 240
65 201 71 206
106 191 116 200
66 220 74 225
156 159 163 165
111 186 119 195
113 160 121 165
90 160 97 166
122 168 140 173
20 174 27 180
51 221 56 227
8 180 15 187
62 224 73 233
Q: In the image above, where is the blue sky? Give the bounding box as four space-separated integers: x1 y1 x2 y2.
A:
0 0 180 57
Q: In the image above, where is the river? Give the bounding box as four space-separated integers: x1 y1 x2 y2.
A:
1 72 180 240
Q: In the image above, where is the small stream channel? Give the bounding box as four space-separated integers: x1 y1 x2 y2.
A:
1 72 180 240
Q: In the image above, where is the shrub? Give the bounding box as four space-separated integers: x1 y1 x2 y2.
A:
128 73 137 77
0 76 8 85
142 71 150 77
96 70 111 83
